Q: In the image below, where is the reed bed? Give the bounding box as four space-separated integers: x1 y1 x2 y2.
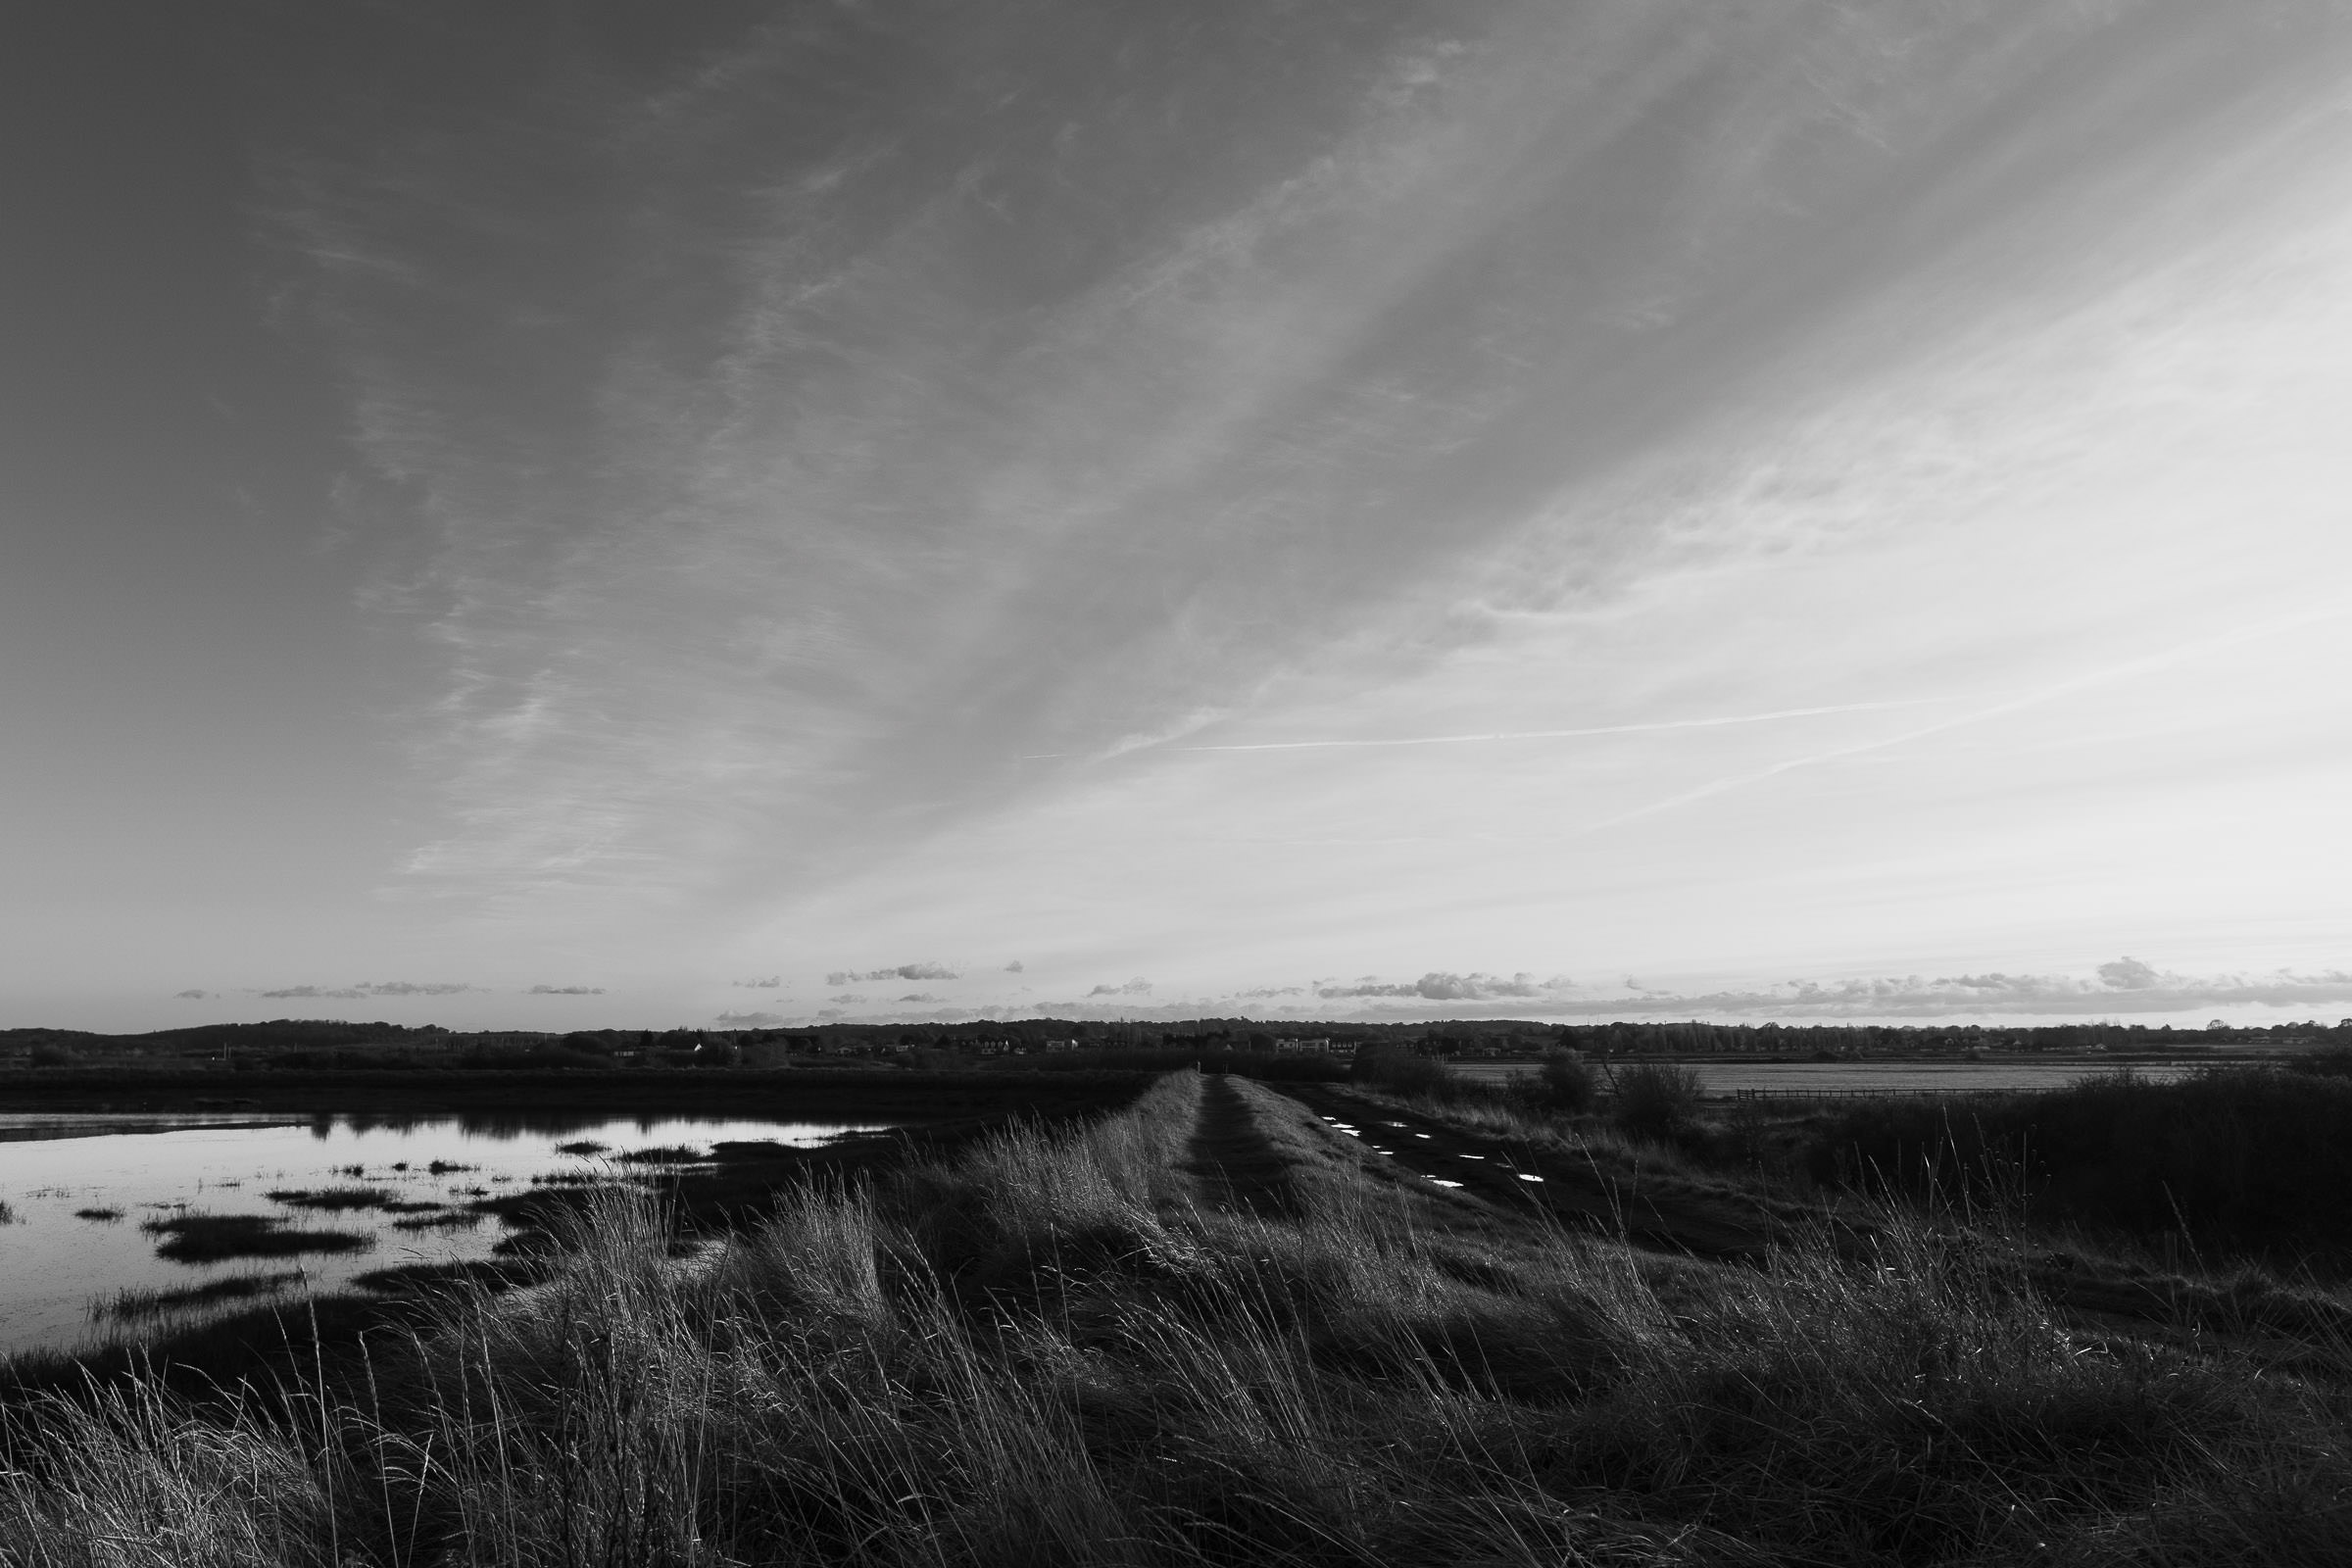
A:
4 1069 2348 1565
93 1271 309 1322
138 1213 376 1264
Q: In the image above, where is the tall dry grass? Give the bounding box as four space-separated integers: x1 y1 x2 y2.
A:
4 1067 2350 1565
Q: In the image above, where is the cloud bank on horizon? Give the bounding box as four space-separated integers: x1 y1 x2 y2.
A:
31 0 2349 1031
700 958 2352 1030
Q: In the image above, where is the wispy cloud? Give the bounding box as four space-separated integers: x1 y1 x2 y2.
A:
827 963 957 985
1088 978 1153 998
1169 701 1946 756
278 4 2294 919
257 981 471 1001
527 985 604 996
1564 612 2345 842
230 0 2352 1019
1317 971 1569 1002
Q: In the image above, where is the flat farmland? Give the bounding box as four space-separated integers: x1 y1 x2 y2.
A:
1450 1057 2200 1097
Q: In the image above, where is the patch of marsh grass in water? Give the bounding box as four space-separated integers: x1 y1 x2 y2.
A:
0 1200 15 1224
9 1070 2352 1566
264 1186 398 1211
92 1270 307 1321
554 1140 607 1155
612 1144 709 1164
388 1208 484 1231
73 1206 125 1223
139 1212 374 1263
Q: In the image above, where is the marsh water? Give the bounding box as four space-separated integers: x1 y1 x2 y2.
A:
0 1111 895 1360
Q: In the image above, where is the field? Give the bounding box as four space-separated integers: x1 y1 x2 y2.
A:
4 1062 2350 1564
1450 1056 2196 1096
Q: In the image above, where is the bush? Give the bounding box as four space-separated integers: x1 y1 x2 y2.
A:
1610 1061 1705 1140
1536 1049 1596 1112
1353 1045 1466 1100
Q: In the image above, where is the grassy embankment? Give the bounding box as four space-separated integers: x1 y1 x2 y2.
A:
6 1067 2352 1564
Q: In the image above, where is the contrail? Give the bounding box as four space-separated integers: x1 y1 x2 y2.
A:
1573 607 2342 838
1169 699 1950 754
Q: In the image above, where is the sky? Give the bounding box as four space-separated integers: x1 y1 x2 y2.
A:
6 0 2351 1034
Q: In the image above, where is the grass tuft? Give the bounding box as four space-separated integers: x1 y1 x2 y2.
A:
264 1186 397 1211
93 1271 307 1321
612 1144 708 1163
139 1212 374 1263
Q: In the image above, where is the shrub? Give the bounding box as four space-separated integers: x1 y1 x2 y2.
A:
1610 1061 1705 1140
1346 1044 1456 1098
1536 1049 1597 1112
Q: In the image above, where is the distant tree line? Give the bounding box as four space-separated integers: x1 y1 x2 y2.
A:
5 1012 2344 1072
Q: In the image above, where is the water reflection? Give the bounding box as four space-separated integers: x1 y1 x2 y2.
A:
0 1111 898 1360
302 1110 800 1140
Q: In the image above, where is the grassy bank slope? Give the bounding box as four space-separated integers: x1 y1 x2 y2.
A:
5 1070 2349 1565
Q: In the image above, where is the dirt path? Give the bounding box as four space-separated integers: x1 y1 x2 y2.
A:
1181 1071 1303 1215
1271 1081 1782 1263
1257 1082 2352 1370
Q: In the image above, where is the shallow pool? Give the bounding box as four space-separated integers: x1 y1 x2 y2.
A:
0 1112 891 1359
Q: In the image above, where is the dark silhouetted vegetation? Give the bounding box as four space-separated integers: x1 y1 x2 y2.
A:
7 1070 2351 1565
94 1271 307 1321
1810 1065 2352 1259
1535 1047 1598 1111
265 1186 397 1211
139 1212 375 1263
612 1144 708 1164
1609 1059 1708 1139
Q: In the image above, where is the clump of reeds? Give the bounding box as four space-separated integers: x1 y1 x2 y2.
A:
138 1212 373 1263
93 1271 306 1321
612 1145 707 1164
73 1207 125 1223
265 1187 396 1211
